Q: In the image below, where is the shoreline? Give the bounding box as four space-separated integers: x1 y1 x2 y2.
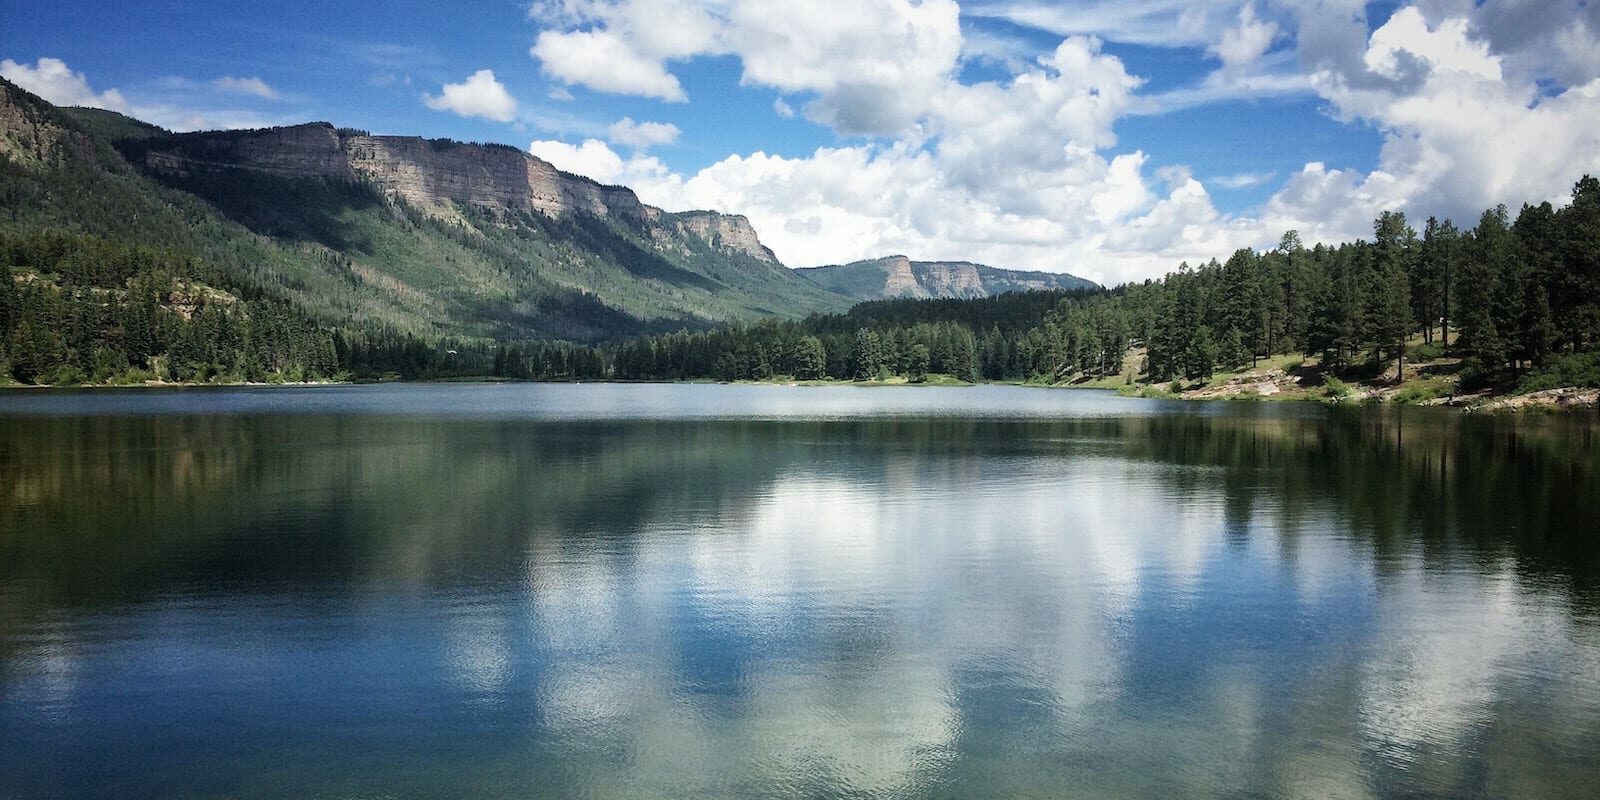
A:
0 379 348 390
3 374 1596 413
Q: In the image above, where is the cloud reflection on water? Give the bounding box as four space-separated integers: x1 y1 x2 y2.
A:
2 400 1598 798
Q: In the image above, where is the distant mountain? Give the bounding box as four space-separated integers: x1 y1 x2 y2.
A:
0 78 847 342
796 255 1097 302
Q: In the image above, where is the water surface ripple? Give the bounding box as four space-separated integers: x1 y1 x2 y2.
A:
1 384 1597 799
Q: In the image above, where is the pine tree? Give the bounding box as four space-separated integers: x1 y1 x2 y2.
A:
1459 207 1514 384
793 335 826 380
1513 202 1559 368
1556 176 1600 351
1420 217 1462 346
851 328 882 380
1369 212 1415 382
906 343 930 383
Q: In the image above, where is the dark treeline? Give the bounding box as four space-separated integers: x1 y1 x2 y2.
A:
601 294 1127 383
611 319 987 382
335 330 607 381
603 176 1600 390
0 232 337 384
333 315 990 383
1135 176 1600 388
321 282 1088 382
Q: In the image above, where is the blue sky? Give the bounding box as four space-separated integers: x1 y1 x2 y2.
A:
3 1 1596 285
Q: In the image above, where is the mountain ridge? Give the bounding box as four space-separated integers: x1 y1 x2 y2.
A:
0 79 845 341
122 120 779 263
1 78 1099 346
796 255 1097 302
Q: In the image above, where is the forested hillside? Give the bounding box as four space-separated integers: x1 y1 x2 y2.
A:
13 174 1591 394
0 76 848 355
0 232 336 384
592 177 1600 396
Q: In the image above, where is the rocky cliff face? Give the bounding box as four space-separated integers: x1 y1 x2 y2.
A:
666 211 778 262
344 134 652 221
142 123 355 182
797 256 1097 301
970 263 1098 294
0 79 94 164
135 122 776 260
913 261 985 298
878 255 928 298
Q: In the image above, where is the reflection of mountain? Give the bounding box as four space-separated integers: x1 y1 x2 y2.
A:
0 419 807 607
3 404 1600 798
4 410 1594 605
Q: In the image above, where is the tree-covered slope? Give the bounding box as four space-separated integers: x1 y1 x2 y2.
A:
0 77 849 344
0 231 338 385
605 178 1600 401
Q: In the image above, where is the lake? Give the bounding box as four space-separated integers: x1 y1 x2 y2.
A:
2 383 1598 799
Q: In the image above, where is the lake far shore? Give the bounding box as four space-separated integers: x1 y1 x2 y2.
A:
2 371 1597 414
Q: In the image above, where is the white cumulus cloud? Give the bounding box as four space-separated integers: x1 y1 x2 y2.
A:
550 29 1253 285
518 2 1600 288
606 116 680 149
528 0 961 135
529 138 676 188
0 56 288 132
516 2 1255 284
530 29 688 101
0 57 130 111
422 69 519 122
212 75 278 100
1210 4 1278 70
1212 171 1278 189
1261 5 1600 243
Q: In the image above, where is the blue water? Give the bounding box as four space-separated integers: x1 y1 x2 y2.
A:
1 384 1597 798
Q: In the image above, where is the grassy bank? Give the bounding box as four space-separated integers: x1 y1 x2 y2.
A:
733 373 975 387
6 364 1594 414
1043 342 1600 413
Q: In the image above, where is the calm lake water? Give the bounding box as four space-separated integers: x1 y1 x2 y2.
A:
2 384 1598 799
